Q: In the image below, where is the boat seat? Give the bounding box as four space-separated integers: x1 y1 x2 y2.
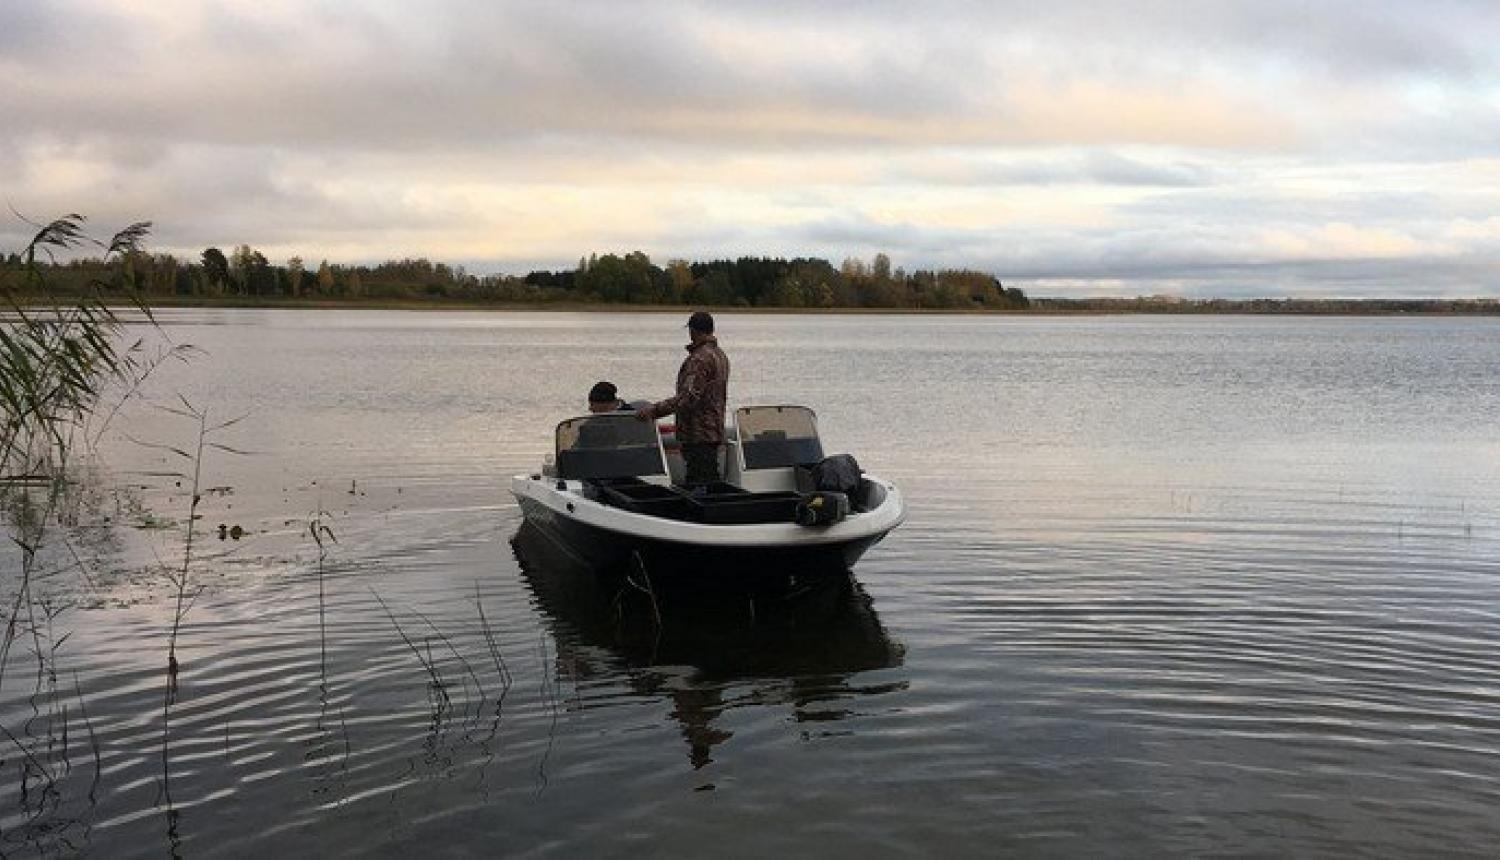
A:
741 434 824 470
556 445 664 481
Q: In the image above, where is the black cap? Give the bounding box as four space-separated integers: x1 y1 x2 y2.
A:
587 380 617 404
686 311 714 333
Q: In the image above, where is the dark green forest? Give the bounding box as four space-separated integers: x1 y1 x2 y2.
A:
8 245 1028 310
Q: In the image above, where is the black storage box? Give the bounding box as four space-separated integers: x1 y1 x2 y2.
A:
690 490 802 524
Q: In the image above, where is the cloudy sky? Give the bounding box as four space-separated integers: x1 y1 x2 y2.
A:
3 0 1499 296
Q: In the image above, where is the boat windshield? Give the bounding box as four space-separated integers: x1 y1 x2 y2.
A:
555 414 667 480
735 405 824 469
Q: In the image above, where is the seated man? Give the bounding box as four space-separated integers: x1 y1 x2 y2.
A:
588 381 649 414
577 381 652 451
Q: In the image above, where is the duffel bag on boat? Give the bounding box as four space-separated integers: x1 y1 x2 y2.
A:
811 453 862 495
796 491 850 526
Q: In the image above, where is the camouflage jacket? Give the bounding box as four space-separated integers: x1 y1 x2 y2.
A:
651 336 730 443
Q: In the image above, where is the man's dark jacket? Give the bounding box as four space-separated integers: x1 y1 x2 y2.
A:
648 336 730 444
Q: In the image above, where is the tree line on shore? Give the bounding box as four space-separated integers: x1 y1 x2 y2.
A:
8 245 1028 310
11 243 1497 313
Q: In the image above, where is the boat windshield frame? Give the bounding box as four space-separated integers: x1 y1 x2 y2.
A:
733 405 825 471
554 413 669 480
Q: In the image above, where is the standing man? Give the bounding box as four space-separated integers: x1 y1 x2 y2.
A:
635 311 731 487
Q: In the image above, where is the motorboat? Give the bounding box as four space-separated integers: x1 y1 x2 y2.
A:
510 405 905 577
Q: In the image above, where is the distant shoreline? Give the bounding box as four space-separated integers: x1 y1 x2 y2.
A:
97 295 1500 316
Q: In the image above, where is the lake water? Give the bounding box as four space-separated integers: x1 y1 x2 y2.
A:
4 309 1500 856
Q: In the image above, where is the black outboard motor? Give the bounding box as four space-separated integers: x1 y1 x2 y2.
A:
796 491 850 526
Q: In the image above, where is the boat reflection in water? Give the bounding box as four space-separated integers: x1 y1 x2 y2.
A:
511 522 906 769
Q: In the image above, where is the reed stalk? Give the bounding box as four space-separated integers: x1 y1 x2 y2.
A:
370 590 451 708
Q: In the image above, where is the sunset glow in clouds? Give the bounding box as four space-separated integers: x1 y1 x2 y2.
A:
3 0 1499 295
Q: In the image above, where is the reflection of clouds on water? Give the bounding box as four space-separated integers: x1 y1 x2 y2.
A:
511 523 906 769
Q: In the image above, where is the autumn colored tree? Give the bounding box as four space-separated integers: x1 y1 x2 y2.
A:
316 260 335 296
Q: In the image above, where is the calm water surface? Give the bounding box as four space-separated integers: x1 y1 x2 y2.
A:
4 310 1500 856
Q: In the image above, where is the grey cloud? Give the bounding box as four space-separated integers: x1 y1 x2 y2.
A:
912 0 1497 81
6 1 963 151
0 4 55 58
794 216 945 257
8 0 1494 157
1121 187 1500 228
1 142 476 260
708 0 1500 84
1071 153 1218 188
1201 0 1499 81
895 151 1221 188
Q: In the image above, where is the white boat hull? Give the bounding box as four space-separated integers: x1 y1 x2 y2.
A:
510 473 905 576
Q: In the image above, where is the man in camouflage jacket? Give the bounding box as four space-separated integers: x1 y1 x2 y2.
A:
636 311 731 486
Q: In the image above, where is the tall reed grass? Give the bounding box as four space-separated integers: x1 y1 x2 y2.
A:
1 214 157 480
